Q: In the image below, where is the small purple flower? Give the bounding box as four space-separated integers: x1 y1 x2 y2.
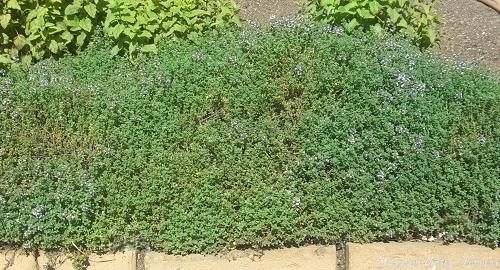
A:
32 206 43 219
414 137 424 148
348 134 356 144
294 66 304 77
291 198 301 210
231 119 238 129
478 135 487 145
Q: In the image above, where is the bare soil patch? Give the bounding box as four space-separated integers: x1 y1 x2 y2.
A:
235 0 500 72
433 0 500 72
236 0 300 24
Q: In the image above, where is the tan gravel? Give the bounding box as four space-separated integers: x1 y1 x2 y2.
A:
235 0 500 72
236 0 300 24
433 0 500 73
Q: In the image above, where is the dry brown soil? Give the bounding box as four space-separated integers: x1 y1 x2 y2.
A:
433 0 500 72
235 0 500 72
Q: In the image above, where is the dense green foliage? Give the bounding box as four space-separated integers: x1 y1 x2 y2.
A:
0 0 239 66
303 0 439 48
0 22 499 254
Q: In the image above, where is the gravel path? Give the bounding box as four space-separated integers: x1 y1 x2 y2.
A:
433 0 500 72
236 0 299 24
235 0 500 72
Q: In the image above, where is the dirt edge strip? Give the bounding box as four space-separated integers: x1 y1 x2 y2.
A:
136 249 145 270
336 242 347 270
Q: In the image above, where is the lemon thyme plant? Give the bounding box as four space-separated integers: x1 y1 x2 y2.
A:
0 21 498 253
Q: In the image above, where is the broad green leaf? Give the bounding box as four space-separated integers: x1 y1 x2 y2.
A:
0 14 11 29
84 3 97 18
386 7 400 23
170 6 181 14
161 18 178 31
61 31 73 43
138 30 153 39
49 40 59 53
137 15 148 25
27 16 46 33
110 45 120 56
343 1 359 11
13 35 26 49
1 33 9 44
368 1 382 15
7 0 21 10
8 47 18 57
129 42 136 54
186 9 209 18
166 24 187 36
65 4 81 16
21 54 32 66
141 44 157 53
48 24 65 35
121 15 136 23
144 24 159 33
76 32 86 46
320 0 338 6
110 24 126 39
80 18 92 32
427 28 437 44
0 55 12 64
69 25 82 31
357 8 375 19
397 18 408 28
345 18 360 32
123 28 136 39
66 18 80 28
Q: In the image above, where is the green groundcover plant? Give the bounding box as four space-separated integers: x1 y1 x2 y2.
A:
0 21 499 254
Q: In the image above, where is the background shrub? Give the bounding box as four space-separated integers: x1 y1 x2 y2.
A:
303 0 440 48
102 0 240 58
0 22 498 253
0 0 239 67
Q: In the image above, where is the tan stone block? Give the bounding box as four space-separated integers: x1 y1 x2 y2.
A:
87 250 136 270
144 245 336 270
0 249 37 270
347 242 500 270
37 251 74 270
